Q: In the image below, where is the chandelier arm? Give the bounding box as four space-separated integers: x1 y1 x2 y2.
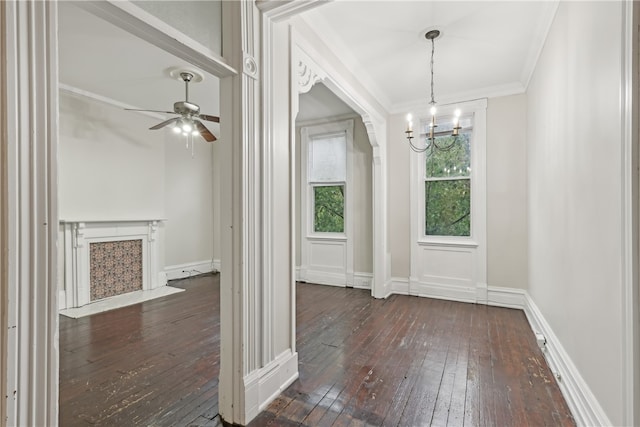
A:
432 135 458 151
408 137 431 153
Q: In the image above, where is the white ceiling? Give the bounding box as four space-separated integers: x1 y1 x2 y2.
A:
58 2 220 120
300 1 557 112
58 1 557 121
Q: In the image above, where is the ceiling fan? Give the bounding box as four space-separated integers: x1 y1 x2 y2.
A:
126 70 219 142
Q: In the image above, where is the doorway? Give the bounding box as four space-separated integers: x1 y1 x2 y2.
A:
56 2 223 424
296 83 374 290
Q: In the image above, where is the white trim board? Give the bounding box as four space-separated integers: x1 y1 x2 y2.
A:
243 350 299 423
296 267 373 290
165 260 217 281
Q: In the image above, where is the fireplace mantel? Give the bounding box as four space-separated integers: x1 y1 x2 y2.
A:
59 219 166 310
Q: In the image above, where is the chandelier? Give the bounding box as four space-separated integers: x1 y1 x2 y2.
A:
405 30 461 153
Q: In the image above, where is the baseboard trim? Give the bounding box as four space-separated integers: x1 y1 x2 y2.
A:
296 267 373 290
487 286 527 310
352 272 373 290
524 295 612 426
390 277 409 295
244 350 299 423
297 267 346 287
164 260 216 281
409 279 476 304
212 259 221 273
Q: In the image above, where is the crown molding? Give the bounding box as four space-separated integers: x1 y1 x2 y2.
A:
58 83 166 120
390 81 524 115
257 0 331 22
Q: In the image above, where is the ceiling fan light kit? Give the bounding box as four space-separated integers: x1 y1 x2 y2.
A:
405 29 462 154
125 68 219 157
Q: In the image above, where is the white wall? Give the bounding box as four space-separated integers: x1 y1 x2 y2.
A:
487 94 528 289
387 95 527 286
58 90 215 277
295 114 373 277
163 130 214 267
526 2 623 424
59 91 165 220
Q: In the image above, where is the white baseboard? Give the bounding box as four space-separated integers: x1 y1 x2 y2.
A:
352 272 373 290
297 266 346 287
390 277 409 295
409 278 476 303
164 260 216 281
244 350 299 423
212 258 221 273
524 295 612 426
296 267 373 290
487 286 527 310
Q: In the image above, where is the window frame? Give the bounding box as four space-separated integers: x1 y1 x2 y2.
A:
410 99 487 249
300 120 354 242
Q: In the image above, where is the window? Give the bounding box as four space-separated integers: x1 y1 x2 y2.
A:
313 185 344 232
308 132 346 234
423 116 473 236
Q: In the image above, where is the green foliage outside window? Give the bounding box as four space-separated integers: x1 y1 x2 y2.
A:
425 133 471 236
425 180 470 236
314 185 344 233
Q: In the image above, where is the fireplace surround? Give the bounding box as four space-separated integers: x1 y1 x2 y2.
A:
59 219 165 310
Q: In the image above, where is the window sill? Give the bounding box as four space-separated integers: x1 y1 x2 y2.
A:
307 234 347 242
418 238 478 248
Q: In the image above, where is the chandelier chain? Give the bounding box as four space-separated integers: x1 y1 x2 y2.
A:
430 37 435 106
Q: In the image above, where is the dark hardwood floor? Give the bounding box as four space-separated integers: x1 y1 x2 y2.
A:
60 275 574 426
251 284 574 427
59 273 222 426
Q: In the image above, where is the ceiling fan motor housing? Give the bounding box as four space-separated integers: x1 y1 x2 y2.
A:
174 101 200 115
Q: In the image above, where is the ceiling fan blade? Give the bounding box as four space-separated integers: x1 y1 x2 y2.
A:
126 108 178 115
197 113 220 123
150 117 180 130
195 120 217 142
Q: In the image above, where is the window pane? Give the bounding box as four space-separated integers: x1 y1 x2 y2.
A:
425 132 471 178
309 134 346 182
425 180 470 236
314 185 344 233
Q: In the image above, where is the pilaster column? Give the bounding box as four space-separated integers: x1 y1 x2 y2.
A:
2 1 59 425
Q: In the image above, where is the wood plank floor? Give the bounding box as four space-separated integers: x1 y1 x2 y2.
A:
250 284 574 427
59 273 222 426
60 275 574 426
